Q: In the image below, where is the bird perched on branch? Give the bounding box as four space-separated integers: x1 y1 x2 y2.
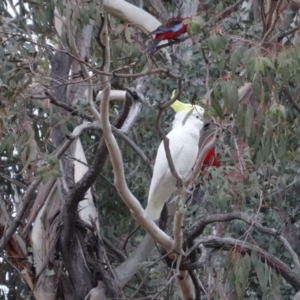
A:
201 139 221 173
147 17 189 53
189 121 221 210
144 96 205 220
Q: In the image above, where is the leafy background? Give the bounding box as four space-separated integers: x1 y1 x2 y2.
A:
1 0 300 299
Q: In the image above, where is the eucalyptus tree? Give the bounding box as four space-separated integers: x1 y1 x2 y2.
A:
1 0 300 299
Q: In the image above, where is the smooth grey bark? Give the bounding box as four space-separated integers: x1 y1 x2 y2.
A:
49 49 75 189
173 0 199 62
48 31 96 299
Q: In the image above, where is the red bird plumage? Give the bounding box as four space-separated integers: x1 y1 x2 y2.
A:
148 17 188 53
190 144 221 208
202 147 221 172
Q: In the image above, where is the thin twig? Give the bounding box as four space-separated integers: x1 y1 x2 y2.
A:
128 270 150 300
0 31 182 80
233 137 245 174
156 81 184 187
201 47 210 93
154 0 244 53
0 172 27 190
45 91 152 173
186 211 300 274
148 251 175 268
282 87 300 115
215 0 244 22
194 235 300 290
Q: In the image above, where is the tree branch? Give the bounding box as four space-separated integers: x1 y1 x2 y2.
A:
172 199 186 255
215 0 244 22
196 235 300 290
0 130 77 253
261 0 284 43
97 12 173 253
186 211 300 273
0 172 27 190
45 90 152 173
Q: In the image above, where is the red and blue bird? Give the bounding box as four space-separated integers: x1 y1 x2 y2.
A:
148 17 189 53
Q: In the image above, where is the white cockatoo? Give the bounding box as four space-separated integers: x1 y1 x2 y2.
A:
144 94 205 220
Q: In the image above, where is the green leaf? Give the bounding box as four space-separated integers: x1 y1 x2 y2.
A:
251 249 258 265
231 47 243 73
242 48 254 64
221 82 229 106
236 103 246 129
219 50 226 73
261 57 275 70
234 254 251 300
253 252 268 297
187 22 201 36
243 253 251 279
37 167 49 176
48 155 59 166
245 104 255 138
254 58 265 75
42 172 51 184
50 169 62 178
211 93 224 119
228 82 238 114
193 16 205 27
130 43 142 58
254 111 265 147
208 34 225 54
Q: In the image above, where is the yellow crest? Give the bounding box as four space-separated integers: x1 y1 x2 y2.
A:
170 90 194 112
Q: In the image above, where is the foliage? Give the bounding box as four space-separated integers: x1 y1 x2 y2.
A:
0 0 300 299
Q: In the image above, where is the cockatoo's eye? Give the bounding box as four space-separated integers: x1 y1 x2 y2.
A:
196 115 199 118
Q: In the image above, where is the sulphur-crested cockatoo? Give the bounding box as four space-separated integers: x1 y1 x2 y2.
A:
144 94 205 220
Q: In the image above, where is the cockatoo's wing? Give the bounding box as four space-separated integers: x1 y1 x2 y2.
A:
145 127 199 220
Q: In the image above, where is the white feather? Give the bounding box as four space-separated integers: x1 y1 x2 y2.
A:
145 107 204 220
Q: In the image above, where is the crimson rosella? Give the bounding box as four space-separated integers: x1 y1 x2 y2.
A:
201 143 221 172
148 17 188 53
